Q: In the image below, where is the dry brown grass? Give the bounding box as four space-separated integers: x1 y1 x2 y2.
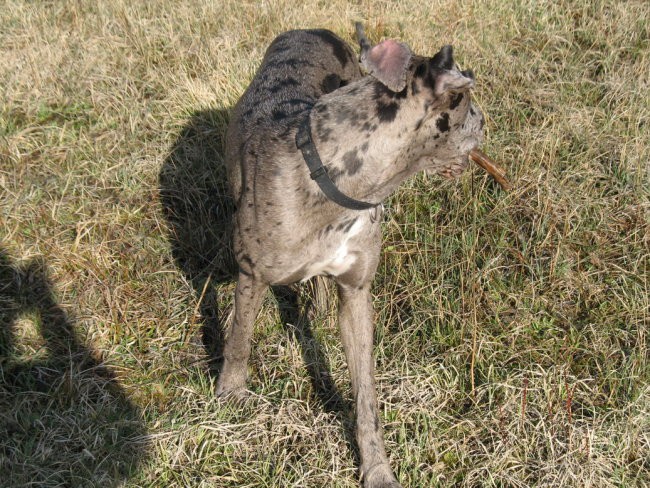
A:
1 0 648 486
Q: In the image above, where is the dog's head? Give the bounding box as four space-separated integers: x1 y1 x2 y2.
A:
356 23 484 178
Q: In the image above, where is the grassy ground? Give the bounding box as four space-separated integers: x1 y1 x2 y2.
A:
1 0 648 486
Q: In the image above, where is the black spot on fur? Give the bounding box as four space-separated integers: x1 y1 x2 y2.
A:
361 121 377 132
321 73 341 94
374 83 408 101
377 101 399 122
269 77 300 93
240 255 255 274
336 218 357 232
343 149 363 175
335 107 362 125
272 110 287 121
317 126 332 142
360 142 369 152
374 83 406 123
343 218 358 232
450 93 464 110
314 114 332 141
436 112 450 132
312 30 351 67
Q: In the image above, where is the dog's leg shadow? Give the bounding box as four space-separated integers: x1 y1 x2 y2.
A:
158 107 237 379
271 284 360 466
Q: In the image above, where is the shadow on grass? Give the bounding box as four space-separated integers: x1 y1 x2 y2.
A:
158 108 237 374
158 108 357 461
0 249 146 487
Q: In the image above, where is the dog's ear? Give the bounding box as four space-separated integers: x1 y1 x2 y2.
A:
429 45 474 95
356 22 412 92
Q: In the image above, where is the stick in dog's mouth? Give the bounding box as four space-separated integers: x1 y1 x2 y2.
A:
469 148 511 191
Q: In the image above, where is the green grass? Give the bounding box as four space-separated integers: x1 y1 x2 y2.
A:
1 0 648 486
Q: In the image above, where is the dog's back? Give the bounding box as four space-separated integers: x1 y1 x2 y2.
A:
225 29 361 201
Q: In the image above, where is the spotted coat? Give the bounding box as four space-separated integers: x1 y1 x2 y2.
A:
219 26 484 488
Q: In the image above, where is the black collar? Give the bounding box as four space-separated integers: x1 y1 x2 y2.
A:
295 115 379 210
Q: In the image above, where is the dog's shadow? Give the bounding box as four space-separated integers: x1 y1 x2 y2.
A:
159 108 237 372
158 109 349 417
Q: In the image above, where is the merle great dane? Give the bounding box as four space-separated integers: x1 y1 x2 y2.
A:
218 24 484 487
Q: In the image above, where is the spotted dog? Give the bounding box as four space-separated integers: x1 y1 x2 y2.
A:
220 24 484 488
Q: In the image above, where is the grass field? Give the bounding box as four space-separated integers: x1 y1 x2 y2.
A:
1 1 648 486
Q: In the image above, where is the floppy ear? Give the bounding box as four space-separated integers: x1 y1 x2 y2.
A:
356 22 412 92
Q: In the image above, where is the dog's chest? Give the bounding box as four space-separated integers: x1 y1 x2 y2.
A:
303 217 365 280
268 207 382 285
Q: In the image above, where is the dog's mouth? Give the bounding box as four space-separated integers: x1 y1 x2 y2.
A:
426 148 511 190
433 138 482 179
425 150 472 179
437 156 470 179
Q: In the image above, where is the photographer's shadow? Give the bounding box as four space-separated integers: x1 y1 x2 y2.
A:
0 249 146 486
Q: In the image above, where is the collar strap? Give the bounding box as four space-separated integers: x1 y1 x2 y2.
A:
296 116 379 211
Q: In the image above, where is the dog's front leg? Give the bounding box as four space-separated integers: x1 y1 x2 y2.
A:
337 282 402 488
216 271 267 397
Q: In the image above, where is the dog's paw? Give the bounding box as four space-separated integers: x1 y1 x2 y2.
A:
363 463 402 488
215 365 248 398
367 482 402 488
216 373 248 400
215 385 250 402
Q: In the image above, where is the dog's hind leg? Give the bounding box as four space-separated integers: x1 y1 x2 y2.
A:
337 281 402 488
216 271 267 397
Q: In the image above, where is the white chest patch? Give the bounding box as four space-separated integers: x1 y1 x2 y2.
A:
302 217 365 280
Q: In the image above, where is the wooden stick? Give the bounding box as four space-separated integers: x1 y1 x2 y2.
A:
469 148 511 191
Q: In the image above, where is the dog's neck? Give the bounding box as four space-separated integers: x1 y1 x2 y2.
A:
309 78 427 206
